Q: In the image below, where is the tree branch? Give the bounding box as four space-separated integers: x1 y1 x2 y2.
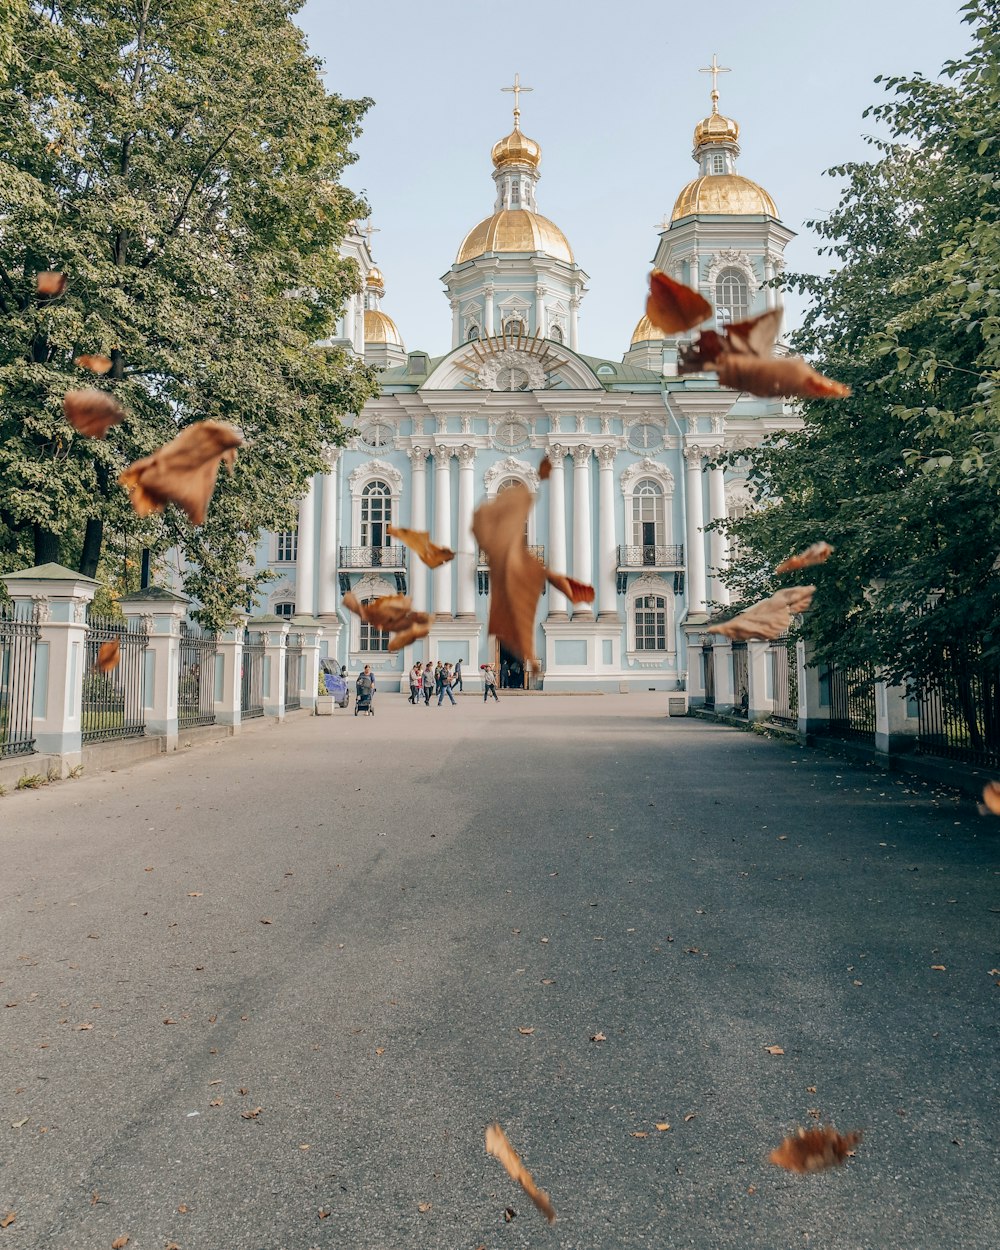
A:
139 127 239 269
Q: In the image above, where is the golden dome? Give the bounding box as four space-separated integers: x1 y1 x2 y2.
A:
491 126 541 171
631 314 660 345
364 309 403 347
366 266 384 289
456 208 573 264
671 173 778 222
694 111 740 148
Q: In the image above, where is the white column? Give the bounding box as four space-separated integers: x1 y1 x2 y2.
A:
408 447 430 612
569 294 580 352
536 286 547 337
344 298 356 350
214 622 244 730
484 286 495 337
295 475 317 617
597 445 618 620
456 445 476 617
547 444 568 617
572 445 593 616
450 298 460 348
684 445 708 616
707 458 730 607
316 451 340 617
117 587 189 752
433 446 453 618
253 618 289 720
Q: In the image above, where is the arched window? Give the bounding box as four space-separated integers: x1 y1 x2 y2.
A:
510 181 520 206
715 268 749 324
498 477 530 545
503 316 526 337
358 598 389 652
274 601 296 617
711 152 726 175
467 324 480 341
361 480 391 548
634 595 667 650
549 323 564 343
632 479 665 558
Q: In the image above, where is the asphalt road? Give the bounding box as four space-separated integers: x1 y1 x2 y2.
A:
0 694 997 1250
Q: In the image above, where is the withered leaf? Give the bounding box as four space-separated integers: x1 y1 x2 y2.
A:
539 456 552 481
472 484 547 667
318 1209 331 1219
119 420 242 525
417 1202 432 1213
0 1213 13 1229
341 591 431 653
111 1238 130 1249
655 1122 671 1132
64 388 126 439
631 1131 648 1138
96 640 120 674
77 1022 93 1030
723 308 783 357
74 353 114 375
545 571 596 606
241 1106 263 1120
775 541 835 574
517 1026 535 1035
386 524 455 569
931 964 946 971
980 782 1000 815
485 1123 556 1224
708 586 816 641
769 1125 862 1173
763 1045 785 1055
36 271 66 295
684 1113 697 1123
177 1204 189 1213
715 353 850 400
645 270 712 335
209 1098 223 1107
590 1032 606 1043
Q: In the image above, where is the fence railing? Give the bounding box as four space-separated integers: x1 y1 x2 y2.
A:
732 642 749 718
826 663 876 743
82 614 147 744
338 545 406 570
914 646 1000 769
617 544 685 569
284 632 302 711
770 636 798 726
178 625 217 729
479 546 545 566
1 604 40 758
241 630 265 720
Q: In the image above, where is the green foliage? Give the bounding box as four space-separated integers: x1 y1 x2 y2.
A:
15 773 45 789
0 0 378 623
724 0 1000 684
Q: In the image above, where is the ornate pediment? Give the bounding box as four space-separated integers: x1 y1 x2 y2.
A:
483 456 541 494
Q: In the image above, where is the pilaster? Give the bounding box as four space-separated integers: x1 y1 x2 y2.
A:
456 445 476 617
596 444 618 621
296 474 317 617
291 616 324 713
875 678 919 754
119 585 190 751
250 615 290 720
796 639 830 736
684 445 708 619
407 446 431 613
572 444 593 617
316 450 341 618
546 443 568 618
214 620 245 730
433 445 453 618
747 639 774 722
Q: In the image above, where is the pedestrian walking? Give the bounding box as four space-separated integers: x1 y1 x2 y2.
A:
453 659 463 692
482 663 499 703
438 662 456 706
408 663 422 705
422 662 435 706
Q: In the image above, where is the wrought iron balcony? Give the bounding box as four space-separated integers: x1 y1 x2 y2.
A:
338 545 407 570
478 545 545 567
617 544 684 570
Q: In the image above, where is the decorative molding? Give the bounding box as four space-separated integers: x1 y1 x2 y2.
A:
621 457 674 494
572 445 591 468
483 456 540 495
460 413 473 435
548 442 566 460
765 250 786 273
457 444 476 469
354 573 395 599
683 444 709 465
73 601 87 624
322 445 343 468
348 458 403 492
432 445 452 467
596 444 617 470
710 413 726 435
31 595 51 624
406 445 431 466
575 414 586 433
476 347 546 392
726 479 755 517
706 248 756 290
600 415 612 435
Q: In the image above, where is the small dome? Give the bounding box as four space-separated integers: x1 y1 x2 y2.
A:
491 126 541 171
364 309 404 348
631 313 661 345
366 266 384 289
671 173 778 222
694 111 740 148
456 208 573 264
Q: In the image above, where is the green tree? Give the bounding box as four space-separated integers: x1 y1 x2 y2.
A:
723 0 1000 685
0 0 377 624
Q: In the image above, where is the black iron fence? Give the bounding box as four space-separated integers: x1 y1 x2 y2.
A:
241 630 265 720
732 642 749 717
702 644 716 710
617 544 684 569
914 645 1000 769
339 545 406 570
284 632 302 711
770 636 798 726
82 614 147 744
1 603 40 758
827 663 876 743
178 625 217 729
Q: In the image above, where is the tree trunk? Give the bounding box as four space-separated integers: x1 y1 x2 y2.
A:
79 517 103 578
33 525 61 565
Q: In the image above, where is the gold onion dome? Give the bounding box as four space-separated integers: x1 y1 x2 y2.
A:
694 110 740 148
631 313 660 345
491 125 542 171
456 209 574 265
364 309 403 347
366 266 385 290
671 173 778 222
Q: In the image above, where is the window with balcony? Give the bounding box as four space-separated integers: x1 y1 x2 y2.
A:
632 479 665 559
360 480 392 548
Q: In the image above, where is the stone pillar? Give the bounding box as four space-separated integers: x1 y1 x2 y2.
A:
456 445 476 617
292 617 324 713
569 293 580 352
118 586 190 751
433 446 453 618
250 615 290 720
875 678 919 754
596 445 618 620
547 444 568 617
214 619 245 730
572 444 593 617
796 639 830 736
296 474 317 617
747 639 774 722
713 637 735 712
450 297 460 347
536 286 547 336
1 564 99 767
407 446 430 612
484 286 495 337
707 459 730 607
344 298 356 349
684 445 708 617
316 450 340 618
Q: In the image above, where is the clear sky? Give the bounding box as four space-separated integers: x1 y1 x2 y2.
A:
297 0 973 360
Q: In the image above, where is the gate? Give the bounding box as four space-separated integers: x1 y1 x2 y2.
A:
1 604 40 758
82 614 148 743
241 629 265 719
731 642 749 717
828 664 876 742
702 643 715 710
770 636 798 726
915 645 1000 769
284 632 302 711
178 624 217 729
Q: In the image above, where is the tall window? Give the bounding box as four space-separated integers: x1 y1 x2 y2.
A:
359 598 389 651
632 479 664 556
361 480 391 547
715 268 750 324
711 152 726 174
497 477 530 544
275 530 298 562
510 180 520 205
635 595 667 650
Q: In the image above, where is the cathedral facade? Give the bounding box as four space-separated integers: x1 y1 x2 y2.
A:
253 77 798 693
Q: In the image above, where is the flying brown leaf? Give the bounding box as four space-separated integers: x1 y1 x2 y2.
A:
119 420 242 525
980 781 1000 815
472 484 548 667
775 541 835 574
386 524 455 569
36 271 66 296
715 353 851 399
545 571 596 605
708 586 815 641
64 388 126 439
539 456 552 481
723 308 784 357
769 1125 862 1173
75 353 114 375
645 270 712 335
96 639 120 674
485 1123 556 1224
341 591 431 652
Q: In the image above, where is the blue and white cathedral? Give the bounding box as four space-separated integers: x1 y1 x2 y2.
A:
253 72 798 693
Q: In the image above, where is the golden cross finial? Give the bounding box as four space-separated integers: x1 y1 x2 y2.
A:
699 53 731 114
362 219 380 247
501 72 533 130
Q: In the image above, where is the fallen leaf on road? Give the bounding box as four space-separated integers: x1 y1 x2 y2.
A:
318 1209 330 1219
209 1098 223 1107
655 1123 671 1131
187 892 202 897
631 1131 648 1138
241 1107 263 1120
504 1207 516 1222
485 1123 556 1224
78 1023 93 1030
590 1032 606 1042
769 1125 862 1173
177 1204 189 1213
111 1238 129 1249
774 541 834 574
375 1048 385 1055
931 965 946 971
238 1087 248 1095
417 1202 432 1213
11 1117 28 1129
517 1027 535 1035
163 1018 178 1025
684 1113 697 1122
0 1213 14 1228
260 918 272 925
764 1045 784 1055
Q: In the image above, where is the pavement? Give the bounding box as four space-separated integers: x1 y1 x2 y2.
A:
0 693 997 1250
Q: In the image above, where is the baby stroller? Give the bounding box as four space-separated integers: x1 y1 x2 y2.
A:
354 676 374 717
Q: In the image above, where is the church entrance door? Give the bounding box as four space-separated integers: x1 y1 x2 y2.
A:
496 641 528 690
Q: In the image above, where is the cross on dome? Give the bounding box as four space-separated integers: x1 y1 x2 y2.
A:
501 72 533 130
698 53 730 114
